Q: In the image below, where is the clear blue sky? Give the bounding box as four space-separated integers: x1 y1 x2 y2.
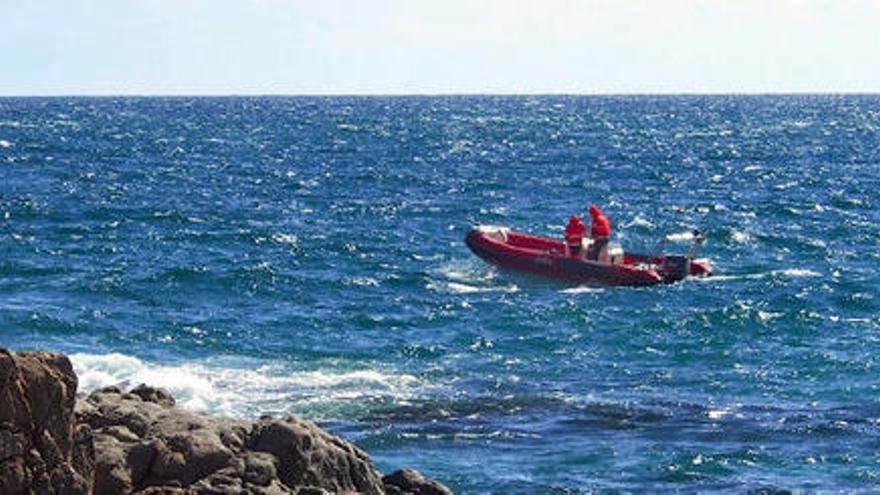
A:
3 0 880 95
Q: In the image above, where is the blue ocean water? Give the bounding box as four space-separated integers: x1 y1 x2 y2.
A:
1 95 879 493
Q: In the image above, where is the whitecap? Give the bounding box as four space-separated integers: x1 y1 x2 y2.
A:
446 282 519 294
435 260 496 284
447 139 472 154
560 286 604 294
71 353 223 413
693 273 747 283
0 140 12 148
478 206 507 215
271 233 299 247
730 230 751 243
774 181 799 191
757 310 783 321
623 216 654 229
777 268 821 278
344 276 379 287
665 231 698 242
412 253 444 261
70 352 424 418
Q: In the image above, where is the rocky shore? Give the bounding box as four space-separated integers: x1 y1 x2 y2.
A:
0 348 453 494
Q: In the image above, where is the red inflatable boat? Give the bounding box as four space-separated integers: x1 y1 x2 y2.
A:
465 225 711 287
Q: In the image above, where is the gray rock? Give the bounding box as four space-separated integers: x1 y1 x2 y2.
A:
383 468 455 495
251 416 385 494
1 347 454 495
243 452 278 486
78 387 387 494
0 349 92 494
130 384 177 408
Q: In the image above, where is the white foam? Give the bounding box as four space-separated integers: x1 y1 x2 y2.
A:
428 259 520 294
72 353 224 412
435 260 497 283
344 276 380 287
665 231 697 242
70 352 423 418
625 216 654 229
445 282 519 294
757 310 783 321
0 140 13 148
774 181 798 191
560 286 604 294
696 268 820 283
271 233 299 247
777 268 821 278
412 253 444 261
731 230 751 243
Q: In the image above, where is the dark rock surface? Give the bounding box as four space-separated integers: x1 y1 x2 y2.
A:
383 469 455 495
0 348 92 494
77 385 387 494
0 348 454 494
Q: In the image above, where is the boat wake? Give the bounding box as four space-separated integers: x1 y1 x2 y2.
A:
427 260 518 294
560 286 605 294
695 268 821 283
444 282 519 294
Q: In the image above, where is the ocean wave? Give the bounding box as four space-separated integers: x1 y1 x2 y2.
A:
730 230 751 243
270 232 299 247
425 259 517 293
560 286 605 294
70 352 423 419
777 268 821 278
622 216 654 229
435 260 496 283
665 231 699 242
427 281 519 294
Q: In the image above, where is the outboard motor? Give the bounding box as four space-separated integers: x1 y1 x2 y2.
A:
661 255 690 283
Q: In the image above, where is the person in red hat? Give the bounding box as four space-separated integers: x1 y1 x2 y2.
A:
587 204 612 260
564 214 586 258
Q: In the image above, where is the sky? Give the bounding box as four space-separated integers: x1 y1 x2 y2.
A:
2 0 880 95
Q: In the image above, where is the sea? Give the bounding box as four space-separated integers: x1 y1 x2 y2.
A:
1 95 878 493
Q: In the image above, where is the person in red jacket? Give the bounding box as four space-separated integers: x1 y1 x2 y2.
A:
587 204 612 260
564 214 586 258
588 204 611 239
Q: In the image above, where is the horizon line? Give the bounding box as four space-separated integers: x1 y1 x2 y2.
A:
2 90 879 99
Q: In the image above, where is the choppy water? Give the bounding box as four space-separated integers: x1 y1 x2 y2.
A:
1 95 879 493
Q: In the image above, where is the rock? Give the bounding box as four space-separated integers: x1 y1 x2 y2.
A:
78 386 388 494
383 469 455 495
243 452 277 486
1 347 454 495
250 417 385 494
93 435 133 494
0 460 28 494
296 487 331 495
129 384 176 408
0 348 92 494
127 440 159 485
